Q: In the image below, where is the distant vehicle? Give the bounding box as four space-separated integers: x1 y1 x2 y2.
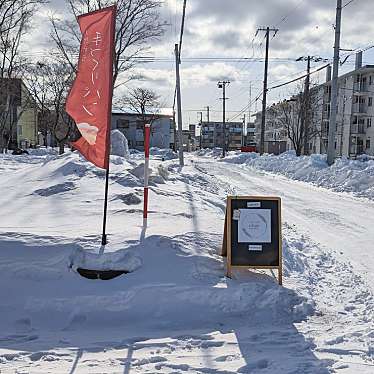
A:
12 148 29 155
240 145 256 153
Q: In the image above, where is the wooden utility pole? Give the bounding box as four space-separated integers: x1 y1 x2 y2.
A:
218 81 230 157
303 56 311 155
206 106 210 122
257 27 278 155
327 0 342 166
175 43 184 166
296 55 329 155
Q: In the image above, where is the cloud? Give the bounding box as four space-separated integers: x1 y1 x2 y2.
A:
17 0 374 125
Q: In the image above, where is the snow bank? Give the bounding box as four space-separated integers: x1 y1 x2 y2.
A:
150 147 178 160
197 147 223 158
223 151 374 200
28 147 59 156
0 231 313 335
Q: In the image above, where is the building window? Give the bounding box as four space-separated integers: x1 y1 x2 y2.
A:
136 120 144 129
136 141 144 146
366 139 370 149
369 97 373 107
117 119 129 129
367 118 372 128
370 76 373 85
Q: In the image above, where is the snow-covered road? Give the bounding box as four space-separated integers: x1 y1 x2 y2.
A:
195 157 374 291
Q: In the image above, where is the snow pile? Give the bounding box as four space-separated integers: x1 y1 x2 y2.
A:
111 129 130 159
223 150 374 200
150 147 178 160
0 231 313 337
28 147 58 157
197 147 223 158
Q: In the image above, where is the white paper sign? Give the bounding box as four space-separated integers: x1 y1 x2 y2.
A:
238 209 271 243
247 202 261 208
248 244 263 251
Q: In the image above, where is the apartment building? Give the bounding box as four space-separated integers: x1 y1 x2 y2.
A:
111 110 175 151
253 106 288 155
200 121 243 150
254 51 374 158
318 53 374 157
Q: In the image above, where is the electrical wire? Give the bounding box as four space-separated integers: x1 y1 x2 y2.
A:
342 0 357 8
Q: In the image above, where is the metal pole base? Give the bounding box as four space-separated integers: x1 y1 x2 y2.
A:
101 234 108 246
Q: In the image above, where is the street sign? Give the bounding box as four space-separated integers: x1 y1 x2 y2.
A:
222 196 282 285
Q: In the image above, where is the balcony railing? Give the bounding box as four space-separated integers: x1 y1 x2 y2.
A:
350 124 366 134
350 145 364 155
353 82 369 93
352 103 367 114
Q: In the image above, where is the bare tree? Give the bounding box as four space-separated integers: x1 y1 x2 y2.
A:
25 59 75 154
0 0 47 152
118 87 160 122
50 0 166 86
278 87 322 156
0 0 47 78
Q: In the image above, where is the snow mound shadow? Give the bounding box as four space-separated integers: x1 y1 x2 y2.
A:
33 182 76 196
112 191 142 205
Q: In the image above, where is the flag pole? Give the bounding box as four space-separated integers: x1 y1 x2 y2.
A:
101 5 116 246
143 123 151 227
101 165 110 245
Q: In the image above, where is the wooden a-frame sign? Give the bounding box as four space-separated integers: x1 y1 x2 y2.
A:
222 196 283 285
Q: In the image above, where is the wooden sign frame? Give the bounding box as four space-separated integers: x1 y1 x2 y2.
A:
222 196 282 285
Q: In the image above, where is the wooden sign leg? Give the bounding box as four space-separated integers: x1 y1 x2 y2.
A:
225 197 232 278
221 208 228 257
278 265 282 285
226 258 232 278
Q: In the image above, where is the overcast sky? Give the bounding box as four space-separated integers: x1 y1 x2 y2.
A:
24 0 374 126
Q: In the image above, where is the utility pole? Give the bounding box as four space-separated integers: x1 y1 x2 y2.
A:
327 0 342 166
218 81 230 157
242 114 246 146
197 111 203 150
248 83 252 136
175 43 184 166
205 106 210 122
257 27 279 155
296 55 329 155
303 56 311 155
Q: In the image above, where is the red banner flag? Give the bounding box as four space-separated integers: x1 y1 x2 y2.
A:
66 6 116 169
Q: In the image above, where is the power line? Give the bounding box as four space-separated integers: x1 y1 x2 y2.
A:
268 63 330 91
342 0 357 8
228 90 262 121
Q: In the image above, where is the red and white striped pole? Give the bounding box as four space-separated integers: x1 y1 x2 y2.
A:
143 123 151 227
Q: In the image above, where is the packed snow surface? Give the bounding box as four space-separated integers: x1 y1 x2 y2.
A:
219 150 374 200
0 148 373 373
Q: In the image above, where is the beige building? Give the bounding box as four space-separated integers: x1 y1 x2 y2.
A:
200 121 243 150
0 78 38 150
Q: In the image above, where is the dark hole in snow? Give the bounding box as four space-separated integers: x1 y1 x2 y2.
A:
77 268 129 280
